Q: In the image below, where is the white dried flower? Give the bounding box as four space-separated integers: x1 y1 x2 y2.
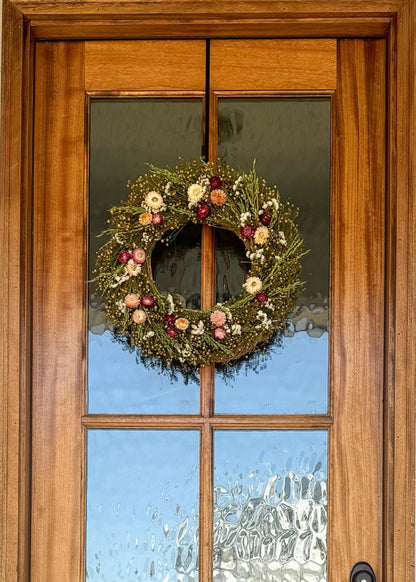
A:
166 293 175 315
231 323 242 336
255 310 272 330
191 320 205 335
279 231 287 246
144 191 164 211
187 183 204 207
116 300 127 314
125 259 141 277
144 331 155 340
243 276 262 295
240 211 251 226
114 233 124 245
254 226 269 245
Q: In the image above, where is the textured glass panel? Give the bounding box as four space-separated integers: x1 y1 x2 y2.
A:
216 99 330 414
215 229 249 304
88 99 202 413
86 430 199 581
152 223 202 310
214 431 327 582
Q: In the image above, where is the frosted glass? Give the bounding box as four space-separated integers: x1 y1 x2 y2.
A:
216 99 330 413
214 431 327 582
88 99 203 413
86 430 199 581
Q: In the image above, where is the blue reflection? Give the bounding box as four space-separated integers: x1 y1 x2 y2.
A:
88 331 199 414
86 430 199 581
215 332 328 414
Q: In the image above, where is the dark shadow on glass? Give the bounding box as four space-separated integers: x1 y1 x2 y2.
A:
215 228 249 304
152 223 202 310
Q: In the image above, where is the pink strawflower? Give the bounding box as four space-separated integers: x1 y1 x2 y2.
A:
124 293 140 309
214 328 226 340
210 310 226 327
151 213 163 226
132 248 146 264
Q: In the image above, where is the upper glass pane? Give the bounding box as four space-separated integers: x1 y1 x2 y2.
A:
215 98 330 414
88 99 203 414
86 429 199 581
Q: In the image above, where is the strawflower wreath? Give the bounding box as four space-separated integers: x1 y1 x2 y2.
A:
94 159 304 371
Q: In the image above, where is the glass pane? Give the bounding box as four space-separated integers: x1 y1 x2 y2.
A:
86 430 199 581
215 99 330 414
214 430 327 582
88 99 203 413
215 228 249 304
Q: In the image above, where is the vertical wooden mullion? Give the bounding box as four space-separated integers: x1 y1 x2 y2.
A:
199 44 216 581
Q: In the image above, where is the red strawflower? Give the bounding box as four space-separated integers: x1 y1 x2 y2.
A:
260 212 272 226
118 250 131 263
210 176 222 189
164 314 176 327
141 296 155 308
256 292 268 303
196 204 210 219
166 327 178 338
152 213 163 226
241 225 256 239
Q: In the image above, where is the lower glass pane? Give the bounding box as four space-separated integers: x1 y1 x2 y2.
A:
214 430 327 582
86 430 200 581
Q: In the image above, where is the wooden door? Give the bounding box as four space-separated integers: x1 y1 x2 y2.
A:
32 39 385 582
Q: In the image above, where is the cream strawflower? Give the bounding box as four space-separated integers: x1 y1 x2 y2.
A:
254 225 270 245
187 183 204 206
175 317 189 331
243 276 263 295
144 191 164 211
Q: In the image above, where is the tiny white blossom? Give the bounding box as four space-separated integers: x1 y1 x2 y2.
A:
144 331 155 340
191 320 205 336
240 211 251 226
231 323 242 336
114 233 124 245
116 300 127 314
166 293 175 315
279 231 287 246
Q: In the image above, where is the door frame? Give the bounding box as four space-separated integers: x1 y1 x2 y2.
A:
1 2 415 582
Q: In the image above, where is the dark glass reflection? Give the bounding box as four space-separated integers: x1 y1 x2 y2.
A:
215 228 249 303
152 223 202 310
215 98 330 414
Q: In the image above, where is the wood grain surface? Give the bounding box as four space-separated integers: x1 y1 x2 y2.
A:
31 42 86 582
11 0 407 18
29 17 391 40
211 39 337 91
330 39 386 582
85 40 205 91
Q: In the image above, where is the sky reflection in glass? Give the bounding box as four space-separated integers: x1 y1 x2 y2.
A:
86 430 199 581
